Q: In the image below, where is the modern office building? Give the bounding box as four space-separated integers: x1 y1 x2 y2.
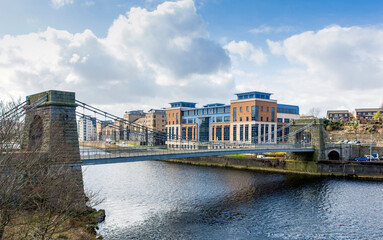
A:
165 91 300 146
77 116 97 142
326 110 352 121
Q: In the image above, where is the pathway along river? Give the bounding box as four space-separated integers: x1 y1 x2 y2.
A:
82 161 383 239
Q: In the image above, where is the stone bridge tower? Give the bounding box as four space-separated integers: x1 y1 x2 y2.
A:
287 118 326 161
24 90 80 163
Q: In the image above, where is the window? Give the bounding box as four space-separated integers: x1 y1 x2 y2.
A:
216 116 223 122
212 126 215 141
251 106 259 121
271 107 275 122
267 107 269 112
277 125 283 142
261 124 264 142
240 125 244 141
224 126 230 141
246 116 249 121
277 118 282 123
233 125 237 141
251 124 258 144
233 107 237 121
261 106 263 112
240 107 242 112
217 107 224 114
261 117 263 121
216 126 222 141
271 125 275 142
265 124 269 142
267 117 269 122
284 126 289 138
240 117 242 121
245 124 249 141
224 116 230 122
284 119 290 123
246 106 249 112
182 127 186 140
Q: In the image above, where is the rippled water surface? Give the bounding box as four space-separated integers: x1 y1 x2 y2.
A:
82 161 383 239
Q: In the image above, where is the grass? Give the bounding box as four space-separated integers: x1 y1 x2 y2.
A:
222 154 247 157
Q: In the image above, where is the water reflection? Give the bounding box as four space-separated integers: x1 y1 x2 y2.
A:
83 161 383 239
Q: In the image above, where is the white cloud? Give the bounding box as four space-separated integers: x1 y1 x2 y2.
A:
268 25 383 115
0 0 233 113
250 24 293 34
224 40 267 65
51 0 74 8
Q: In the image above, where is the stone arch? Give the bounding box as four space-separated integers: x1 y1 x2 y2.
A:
29 115 43 150
328 150 340 160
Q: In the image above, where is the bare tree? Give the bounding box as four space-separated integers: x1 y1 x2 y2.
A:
0 100 101 239
307 107 321 118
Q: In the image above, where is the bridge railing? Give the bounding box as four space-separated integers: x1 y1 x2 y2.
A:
79 141 314 160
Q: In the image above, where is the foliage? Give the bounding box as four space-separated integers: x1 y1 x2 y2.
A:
0 100 102 239
373 111 383 121
323 119 343 131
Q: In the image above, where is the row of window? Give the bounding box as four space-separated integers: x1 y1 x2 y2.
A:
211 125 230 141
357 112 377 116
182 107 231 116
329 113 349 117
233 106 275 122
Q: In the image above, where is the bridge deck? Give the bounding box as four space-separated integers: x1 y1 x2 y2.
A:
80 144 315 165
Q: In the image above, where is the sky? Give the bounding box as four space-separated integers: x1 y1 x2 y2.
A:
0 0 383 116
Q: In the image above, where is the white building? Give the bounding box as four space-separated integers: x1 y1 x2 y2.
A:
78 116 97 142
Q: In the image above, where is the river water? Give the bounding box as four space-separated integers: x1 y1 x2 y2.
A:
82 161 383 240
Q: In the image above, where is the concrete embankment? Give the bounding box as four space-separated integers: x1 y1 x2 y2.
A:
162 156 383 180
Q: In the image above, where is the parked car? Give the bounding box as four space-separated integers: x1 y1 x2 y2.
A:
355 155 376 161
355 156 368 161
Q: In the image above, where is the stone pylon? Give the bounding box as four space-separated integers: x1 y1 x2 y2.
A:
287 118 326 161
23 90 80 163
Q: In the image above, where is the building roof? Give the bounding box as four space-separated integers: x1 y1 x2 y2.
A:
235 91 273 100
355 108 382 112
277 104 299 115
169 102 196 108
203 103 225 108
327 110 350 113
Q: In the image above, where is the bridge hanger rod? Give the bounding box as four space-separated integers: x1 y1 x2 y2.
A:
76 111 195 143
0 100 28 121
76 112 166 140
75 100 167 136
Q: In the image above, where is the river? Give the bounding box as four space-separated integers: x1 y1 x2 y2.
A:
82 161 383 239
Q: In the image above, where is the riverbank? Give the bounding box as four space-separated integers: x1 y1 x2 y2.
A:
162 156 383 180
2 207 105 239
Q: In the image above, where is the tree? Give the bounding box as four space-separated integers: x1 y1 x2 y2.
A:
373 111 383 121
307 107 321 118
0 100 101 239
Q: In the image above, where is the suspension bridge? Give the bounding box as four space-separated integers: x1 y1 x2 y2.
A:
1 90 334 166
